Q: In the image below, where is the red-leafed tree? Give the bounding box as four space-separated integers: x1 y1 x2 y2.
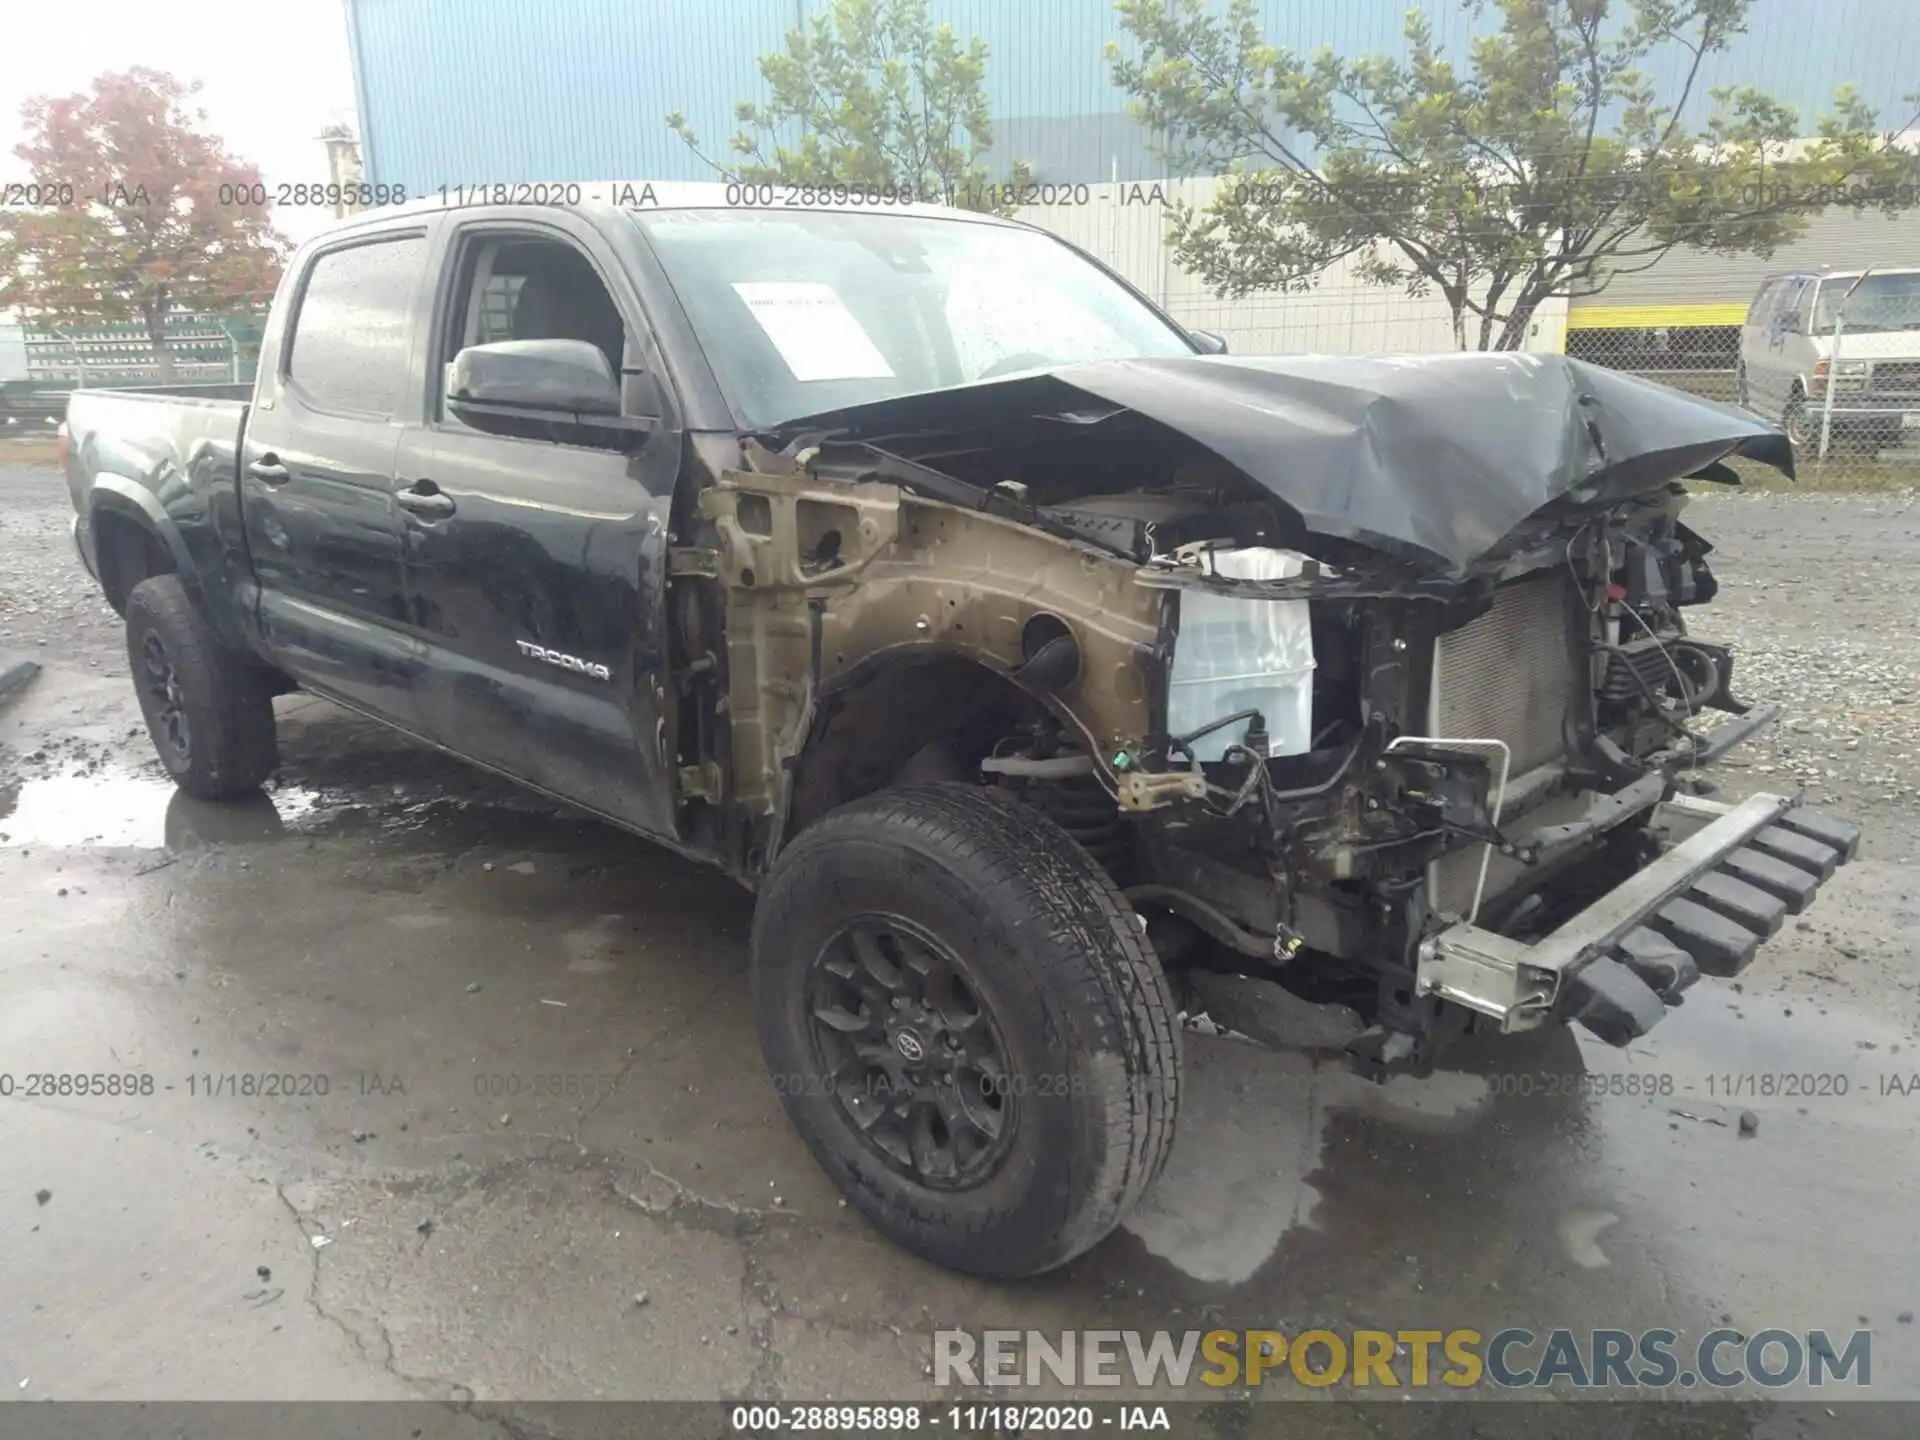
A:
0 69 287 382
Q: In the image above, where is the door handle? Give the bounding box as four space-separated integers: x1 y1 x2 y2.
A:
248 456 291 485
396 481 455 518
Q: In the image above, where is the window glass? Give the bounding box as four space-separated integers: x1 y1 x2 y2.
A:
445 236 626 377
1774 277 1808 331
286 236 427 415
1810 272 1920 334
478 273 525 344
438 235 631 442
633 209 1195 428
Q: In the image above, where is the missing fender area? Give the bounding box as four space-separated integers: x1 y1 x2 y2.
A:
658 353 1858 1080
694 465 1169 851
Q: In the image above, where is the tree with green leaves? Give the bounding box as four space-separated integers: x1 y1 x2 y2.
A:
668 0 1028 213
1108 0 1920 350
0 68 287 382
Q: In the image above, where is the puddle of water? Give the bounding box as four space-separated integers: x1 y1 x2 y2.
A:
1123 1038 1320 1283
1557 1207 1619 1268
1122 1032 1496 1283
0 771 326 849
0 758 633 861
1571 981 1920 1341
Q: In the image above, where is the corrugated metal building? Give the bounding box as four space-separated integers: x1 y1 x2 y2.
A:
1561 182 1920 397
344 0 1918 193
1014 176 1574 356
1568 206 1920 330
342 0 1919 354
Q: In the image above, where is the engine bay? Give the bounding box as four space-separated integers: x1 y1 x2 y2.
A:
710 352 1804 1073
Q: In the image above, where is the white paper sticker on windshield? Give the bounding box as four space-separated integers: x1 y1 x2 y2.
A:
731 281 895 382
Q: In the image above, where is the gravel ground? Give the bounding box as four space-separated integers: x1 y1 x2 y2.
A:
1680 488 1920 852
0 463 123 670
3 458 1917 1418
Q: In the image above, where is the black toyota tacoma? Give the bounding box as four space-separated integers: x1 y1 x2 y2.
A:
62 196 1859 1277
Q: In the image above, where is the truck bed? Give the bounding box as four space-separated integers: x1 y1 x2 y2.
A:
64 385 252 629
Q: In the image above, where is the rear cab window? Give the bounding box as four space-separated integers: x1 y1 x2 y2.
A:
284 234 430 417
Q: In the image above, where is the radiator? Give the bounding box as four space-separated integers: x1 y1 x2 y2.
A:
1429 569 1581 917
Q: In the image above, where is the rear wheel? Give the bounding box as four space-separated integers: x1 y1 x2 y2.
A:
752 782 1180 1276
125 575 278 799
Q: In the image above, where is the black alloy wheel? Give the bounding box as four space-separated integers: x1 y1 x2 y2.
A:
752 782 1181 1277
804 915 1016 1188
138 629 193 769
124 574 279 799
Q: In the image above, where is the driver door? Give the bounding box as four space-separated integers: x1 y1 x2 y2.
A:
391 215 684 837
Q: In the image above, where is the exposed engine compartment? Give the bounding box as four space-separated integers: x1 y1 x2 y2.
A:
948 484 1761 1072
683 353 1804 1076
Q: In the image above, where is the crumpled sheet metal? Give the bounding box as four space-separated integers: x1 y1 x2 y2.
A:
768 352 1793 577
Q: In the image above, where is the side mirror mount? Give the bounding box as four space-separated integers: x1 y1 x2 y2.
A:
445 339 654 445
1189 328 1229 355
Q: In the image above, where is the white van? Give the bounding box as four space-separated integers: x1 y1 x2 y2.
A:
1736 267 1920 450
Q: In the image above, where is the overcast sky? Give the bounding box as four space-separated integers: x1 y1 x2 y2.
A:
1 0 359 245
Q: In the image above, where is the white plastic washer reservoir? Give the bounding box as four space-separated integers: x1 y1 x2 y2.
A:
1166 548 1316 761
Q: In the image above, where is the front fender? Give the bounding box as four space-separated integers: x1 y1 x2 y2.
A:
698 467 1171 839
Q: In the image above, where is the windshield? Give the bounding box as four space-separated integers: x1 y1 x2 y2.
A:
632 208 1197 427
1809 272 1920 334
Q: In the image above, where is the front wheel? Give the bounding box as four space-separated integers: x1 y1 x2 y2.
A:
1782 391 1813 450
751 783 1180 1277
125 574 279 799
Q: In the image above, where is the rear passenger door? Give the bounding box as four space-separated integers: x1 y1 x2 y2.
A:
391 214 683 837
242 226 434 727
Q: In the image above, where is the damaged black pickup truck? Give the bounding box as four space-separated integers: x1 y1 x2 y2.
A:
63 198 1860 1277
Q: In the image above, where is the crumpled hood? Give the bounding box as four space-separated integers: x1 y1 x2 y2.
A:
765 352 1794 575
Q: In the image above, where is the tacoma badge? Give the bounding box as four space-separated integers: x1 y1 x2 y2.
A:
515 640 611 681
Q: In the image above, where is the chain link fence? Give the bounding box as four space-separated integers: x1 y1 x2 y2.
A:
1010 180 1919 492
1566 281 1920 491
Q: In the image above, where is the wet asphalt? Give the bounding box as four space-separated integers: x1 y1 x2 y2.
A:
2 456 1917 1429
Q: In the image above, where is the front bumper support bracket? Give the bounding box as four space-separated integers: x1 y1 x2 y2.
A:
1414 793 1860 1045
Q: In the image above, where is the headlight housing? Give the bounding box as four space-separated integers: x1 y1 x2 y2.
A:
1811 359 1869 394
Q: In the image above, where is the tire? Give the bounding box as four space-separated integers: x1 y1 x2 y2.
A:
752 782 1180 1277
1782 391 1811 449
125 574 278 799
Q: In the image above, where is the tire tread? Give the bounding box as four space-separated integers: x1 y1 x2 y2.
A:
754 782 1179 1275
125 575 277 798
